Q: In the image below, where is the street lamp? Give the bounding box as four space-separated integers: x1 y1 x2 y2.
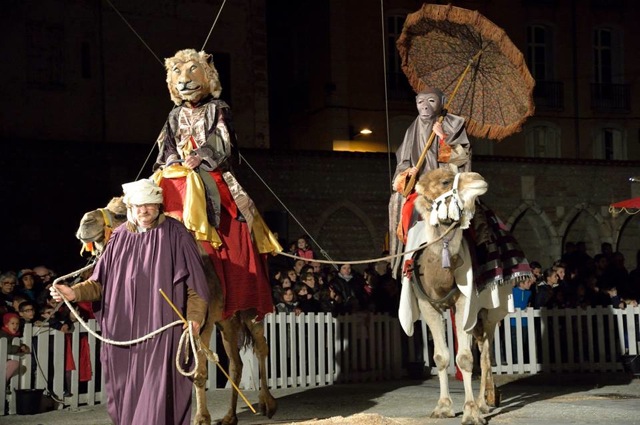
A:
349 126 373 139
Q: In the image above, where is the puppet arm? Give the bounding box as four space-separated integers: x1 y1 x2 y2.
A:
71 280 103 302
186 288 207 327
393 169 412 193
153 121 180 170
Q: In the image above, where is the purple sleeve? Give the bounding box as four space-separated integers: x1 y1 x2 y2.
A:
171 221 210 303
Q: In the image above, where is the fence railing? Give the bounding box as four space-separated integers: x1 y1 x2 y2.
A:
3 306 639 415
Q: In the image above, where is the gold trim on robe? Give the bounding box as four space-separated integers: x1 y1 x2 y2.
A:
221 171 282 254
153 166 282 254
152 166 222 248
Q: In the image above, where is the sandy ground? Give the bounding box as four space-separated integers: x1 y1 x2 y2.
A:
3 373 640 425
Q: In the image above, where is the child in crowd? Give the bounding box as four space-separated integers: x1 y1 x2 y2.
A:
294 283 321 313
16 269 41 303
0 312 31 387
275 288 300 315
296 235 314 262
17 300 37 333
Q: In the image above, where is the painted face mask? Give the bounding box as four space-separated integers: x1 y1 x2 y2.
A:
415 88 444 122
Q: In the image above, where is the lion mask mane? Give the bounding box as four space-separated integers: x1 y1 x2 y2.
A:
165 48 222 105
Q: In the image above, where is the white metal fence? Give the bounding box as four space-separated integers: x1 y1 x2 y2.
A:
3 306 640 415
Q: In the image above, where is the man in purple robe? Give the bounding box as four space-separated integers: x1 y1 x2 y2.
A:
52 179 209 425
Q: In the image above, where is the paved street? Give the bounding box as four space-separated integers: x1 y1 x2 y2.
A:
3 373 640 425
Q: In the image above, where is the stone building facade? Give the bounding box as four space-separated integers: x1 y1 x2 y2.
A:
1 1 638 275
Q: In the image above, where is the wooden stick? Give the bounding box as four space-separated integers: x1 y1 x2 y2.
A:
159 289 257 414
159 288 188 323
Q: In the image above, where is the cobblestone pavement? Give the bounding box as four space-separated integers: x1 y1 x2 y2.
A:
3 373 640 425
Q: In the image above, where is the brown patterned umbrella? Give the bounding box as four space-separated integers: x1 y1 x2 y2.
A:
397 3 535 141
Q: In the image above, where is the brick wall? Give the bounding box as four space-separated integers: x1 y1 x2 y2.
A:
2 143 638 274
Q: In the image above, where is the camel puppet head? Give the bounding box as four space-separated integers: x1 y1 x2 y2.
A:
76 197 127 256
414 168 488 230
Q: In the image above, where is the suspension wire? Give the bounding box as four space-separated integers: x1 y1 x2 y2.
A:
102 0 353 269
103 0 164 66
201 0 228 51
101 0 173 180
135 137 160 180
380 0 393 195
238 153 338 269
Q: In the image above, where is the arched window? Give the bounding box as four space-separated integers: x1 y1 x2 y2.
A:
524 123 561 158
593 127 626 160
591 26 628 112
593 27 623 84
526 24 554 81
527 23 562 109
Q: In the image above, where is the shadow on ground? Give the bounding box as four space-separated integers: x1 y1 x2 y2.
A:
484 372 638 422
210 380 416 424
218 372 640 425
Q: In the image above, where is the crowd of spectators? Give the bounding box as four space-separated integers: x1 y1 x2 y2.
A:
514 242 640 311
0 265 93 395
4 240 636 393
268 235 401 317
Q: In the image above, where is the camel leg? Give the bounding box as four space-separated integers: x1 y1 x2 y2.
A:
477 305 507 410
217 318 243 425
192 320 215 425
454 297 486 425
473 310 493 414
417 299 455 419
243 316 277 419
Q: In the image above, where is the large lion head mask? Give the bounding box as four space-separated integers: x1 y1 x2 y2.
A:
165 49 222 105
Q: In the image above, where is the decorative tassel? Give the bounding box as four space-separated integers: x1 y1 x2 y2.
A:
80 242 94 256
448 198 460 221
460 210 473 229
437 201 447 221
430 204 440 226
441 237 451 268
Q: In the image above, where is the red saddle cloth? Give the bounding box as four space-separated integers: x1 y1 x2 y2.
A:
158 171 274 321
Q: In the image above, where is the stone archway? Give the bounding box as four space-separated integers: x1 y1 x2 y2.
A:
558 203 612 258
312 200 381 266
506 201 559 267
613 213 640 267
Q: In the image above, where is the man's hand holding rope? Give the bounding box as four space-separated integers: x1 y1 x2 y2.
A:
49 283 200 348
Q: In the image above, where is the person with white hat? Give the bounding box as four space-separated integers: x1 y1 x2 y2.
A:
51 178 209 425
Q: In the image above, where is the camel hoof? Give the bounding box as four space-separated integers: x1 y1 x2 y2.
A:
430 397 455 418
193 413 211 425
217 414 238 425
461 416 487 425
492 387 501 407
430 405 455 418
259 394 278 419
478 402 491 414
430 410 455 419
461 401 486 425
485 384 500 407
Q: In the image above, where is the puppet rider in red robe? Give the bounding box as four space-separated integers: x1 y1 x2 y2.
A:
152 49 281 321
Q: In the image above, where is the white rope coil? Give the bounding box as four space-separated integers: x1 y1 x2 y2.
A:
51 284 202 378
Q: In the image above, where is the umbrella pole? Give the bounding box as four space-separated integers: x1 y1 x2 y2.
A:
402 50 483 197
